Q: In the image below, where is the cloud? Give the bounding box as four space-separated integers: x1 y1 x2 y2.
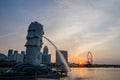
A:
0 32 18 38
0 0 120 63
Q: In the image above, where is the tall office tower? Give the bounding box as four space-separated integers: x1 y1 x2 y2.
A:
42 46 51 64
16 53 21 62
21 51 25 63
8 49 13 61
13 50 18 61
43 46 48 54
42 54 51 64
56 50 68 65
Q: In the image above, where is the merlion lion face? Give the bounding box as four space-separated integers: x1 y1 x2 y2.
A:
25 21 44 47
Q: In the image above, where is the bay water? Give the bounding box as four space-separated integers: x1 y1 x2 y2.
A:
61 68 120 80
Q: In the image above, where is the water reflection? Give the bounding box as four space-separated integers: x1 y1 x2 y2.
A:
70 68 120 80
1 68 120 80
71 68 87 78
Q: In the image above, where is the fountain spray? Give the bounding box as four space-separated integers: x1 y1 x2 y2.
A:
43 36 75 80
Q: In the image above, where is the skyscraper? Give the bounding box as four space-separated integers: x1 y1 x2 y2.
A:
8 49 25 63
8 49 13 61
56 50 68 65
42 46 51 64
21 51 25 63
13 50 18 61
43 46 48 54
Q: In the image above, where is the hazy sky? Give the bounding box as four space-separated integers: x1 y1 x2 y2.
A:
0 0 120 64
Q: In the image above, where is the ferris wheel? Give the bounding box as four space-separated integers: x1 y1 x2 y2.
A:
86 51 93 65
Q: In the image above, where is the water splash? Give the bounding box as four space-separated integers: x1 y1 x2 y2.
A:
43 36 75 80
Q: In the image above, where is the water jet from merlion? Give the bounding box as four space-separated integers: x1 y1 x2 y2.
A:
43 36 75 80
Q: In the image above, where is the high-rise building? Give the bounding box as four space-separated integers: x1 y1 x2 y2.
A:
21 51 25 63
8 49 13 61
56 50 68 65
43 46 48 54
16 53 21 62
15 51 25 63
42 54 51 64
13 50 18 61
42 46 51 64
8 50 25 63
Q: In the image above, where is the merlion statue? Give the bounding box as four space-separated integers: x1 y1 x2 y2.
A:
25 21 44 65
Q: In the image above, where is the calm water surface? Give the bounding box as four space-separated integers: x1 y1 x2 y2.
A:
61 68 120 80
4 68 119 80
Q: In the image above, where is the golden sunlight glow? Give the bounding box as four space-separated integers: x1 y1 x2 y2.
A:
68 57 87 65
78 58 86 65
79 60 83 65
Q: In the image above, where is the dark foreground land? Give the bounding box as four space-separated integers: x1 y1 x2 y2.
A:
70 64 120 68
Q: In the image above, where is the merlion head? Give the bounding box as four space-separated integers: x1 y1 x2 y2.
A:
25 21 44 48
29 21 44 36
